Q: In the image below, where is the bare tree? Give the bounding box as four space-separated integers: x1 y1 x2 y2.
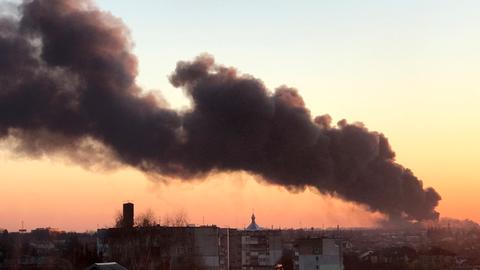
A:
173 210 189 226
135 208 159 227
113 210 123 228
162 209 189 227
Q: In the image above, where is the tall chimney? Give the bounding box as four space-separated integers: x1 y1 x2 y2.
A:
123 202 134 228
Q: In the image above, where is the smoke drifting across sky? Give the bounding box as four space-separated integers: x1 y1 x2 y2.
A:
0 0 440 222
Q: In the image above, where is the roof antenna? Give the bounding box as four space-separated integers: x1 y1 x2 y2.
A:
19 221 27 233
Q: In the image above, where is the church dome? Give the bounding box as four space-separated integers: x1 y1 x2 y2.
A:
246 213 262 231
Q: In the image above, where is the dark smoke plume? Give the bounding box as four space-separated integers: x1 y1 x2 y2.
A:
0 0 440 221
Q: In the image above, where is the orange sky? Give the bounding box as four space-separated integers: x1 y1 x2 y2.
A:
0 151 384 232
0 138 477 232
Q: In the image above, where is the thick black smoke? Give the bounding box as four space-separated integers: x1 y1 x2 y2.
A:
0 0 440 221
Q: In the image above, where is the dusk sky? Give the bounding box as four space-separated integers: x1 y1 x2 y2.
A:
1 0 479 232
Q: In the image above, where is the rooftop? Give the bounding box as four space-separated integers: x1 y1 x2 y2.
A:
86 262 128 270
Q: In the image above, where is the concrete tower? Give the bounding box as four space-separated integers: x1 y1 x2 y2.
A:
122 202 134 228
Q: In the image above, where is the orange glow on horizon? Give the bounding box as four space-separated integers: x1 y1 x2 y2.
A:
1 144 479 233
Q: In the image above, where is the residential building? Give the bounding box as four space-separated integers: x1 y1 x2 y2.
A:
294 238 343 270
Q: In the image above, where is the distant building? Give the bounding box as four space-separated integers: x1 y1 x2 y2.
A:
294 238 343 270
241 214 282 270
246 214 262 231
30 227 63 241
359 246 417 265
417 247 456 270
0 229 98 269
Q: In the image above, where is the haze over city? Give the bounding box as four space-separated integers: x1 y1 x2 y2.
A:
1 0 479 234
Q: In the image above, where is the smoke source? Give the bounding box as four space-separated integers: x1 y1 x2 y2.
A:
0 0 440 222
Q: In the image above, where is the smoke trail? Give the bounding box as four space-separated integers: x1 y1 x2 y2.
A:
0 0 440 221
